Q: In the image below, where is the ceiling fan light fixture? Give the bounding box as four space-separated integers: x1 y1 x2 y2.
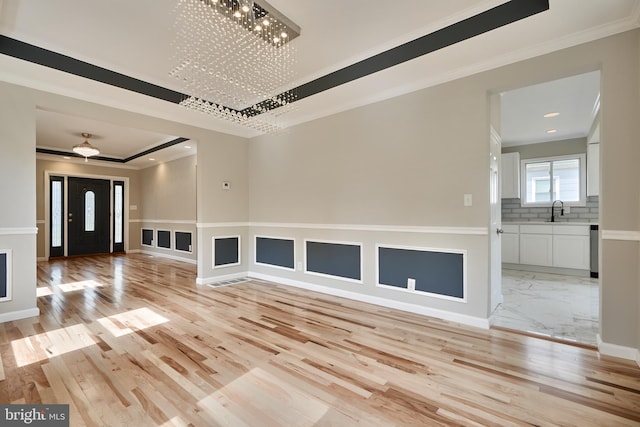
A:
72 132 100 161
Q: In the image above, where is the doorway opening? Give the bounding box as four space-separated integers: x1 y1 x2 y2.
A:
47 173 128 258
490 71 601 346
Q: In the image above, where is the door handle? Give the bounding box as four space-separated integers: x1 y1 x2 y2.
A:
496 228 504 235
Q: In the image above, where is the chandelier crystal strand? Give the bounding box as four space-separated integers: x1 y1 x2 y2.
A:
170 0 298 132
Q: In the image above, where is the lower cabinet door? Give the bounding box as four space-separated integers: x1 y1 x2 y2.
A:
519 234 553 266
501 233 519 264
552 235 590 270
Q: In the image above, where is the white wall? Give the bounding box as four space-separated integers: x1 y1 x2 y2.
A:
139 155 197 263
0 83 38 322
196 131 249 284
248 76 491 324
248 30 640 350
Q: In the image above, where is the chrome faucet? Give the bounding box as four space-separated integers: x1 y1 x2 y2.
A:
551 200 564 222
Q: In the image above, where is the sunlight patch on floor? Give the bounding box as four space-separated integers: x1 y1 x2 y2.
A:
197 367 330 426
37 287 53 297
12 307 169 366
12 323 96 367
97 307 169 337
37 280 105 297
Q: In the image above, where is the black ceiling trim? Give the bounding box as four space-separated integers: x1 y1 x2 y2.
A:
36 137 189 164
124 137 190 162
1 0 548 137
36 147 125 163
0 35 186 104
247 0 550 109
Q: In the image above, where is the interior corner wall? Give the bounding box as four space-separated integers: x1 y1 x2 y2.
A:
195 132 249 284
138 155 197 263
0 82 39 322
35 159 142 260
247 30 640 341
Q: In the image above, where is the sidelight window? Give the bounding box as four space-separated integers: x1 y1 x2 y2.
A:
85 191 95 231
114 184 123 244
51 180 63 247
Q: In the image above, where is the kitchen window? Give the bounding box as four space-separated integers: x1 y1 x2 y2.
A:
521 154 586 206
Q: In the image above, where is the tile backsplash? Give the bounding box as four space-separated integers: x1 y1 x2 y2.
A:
502 196 599 223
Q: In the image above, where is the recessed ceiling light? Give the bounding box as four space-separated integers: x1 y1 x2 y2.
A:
544 112 560 118
63 156 71 160
185 145 192 149
546 129 558 134
149 158 156 161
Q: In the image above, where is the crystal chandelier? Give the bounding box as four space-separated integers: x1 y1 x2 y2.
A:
72 133 100 162
170 0 300 133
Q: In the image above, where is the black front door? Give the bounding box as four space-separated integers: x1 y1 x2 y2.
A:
68 177 111 256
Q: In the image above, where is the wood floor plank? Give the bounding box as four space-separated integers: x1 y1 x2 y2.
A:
0 253 638 426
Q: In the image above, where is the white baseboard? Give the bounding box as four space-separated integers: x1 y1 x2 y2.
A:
248 272 490 330
597 334 639 364
196 271 249 286
134 250 197 265
502 263 591 277
0 307 40 323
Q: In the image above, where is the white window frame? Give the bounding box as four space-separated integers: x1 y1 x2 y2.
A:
521 154 586 207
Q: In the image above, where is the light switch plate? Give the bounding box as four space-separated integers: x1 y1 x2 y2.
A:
464 194 472 206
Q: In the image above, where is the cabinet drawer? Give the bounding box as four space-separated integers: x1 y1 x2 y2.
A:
553 225 589 236
519 224 553 235
502 224 519 234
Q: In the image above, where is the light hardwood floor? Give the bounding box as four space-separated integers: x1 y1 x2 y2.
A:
0 254 638 426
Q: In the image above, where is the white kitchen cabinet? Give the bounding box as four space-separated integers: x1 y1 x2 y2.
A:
501 152 520 199
501 224 519 264
552 225 590 269
506 223 591 272
519 233 553 266
587 143 600 197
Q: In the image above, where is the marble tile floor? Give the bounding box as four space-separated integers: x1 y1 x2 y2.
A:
491 269 599 346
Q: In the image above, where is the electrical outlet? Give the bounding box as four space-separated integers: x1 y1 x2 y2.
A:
297 261 303 271
464 194 472 206
407 278 416 290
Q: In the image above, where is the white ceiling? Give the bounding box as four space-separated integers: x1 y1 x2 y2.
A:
0 0 638 168
501 71 601 147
